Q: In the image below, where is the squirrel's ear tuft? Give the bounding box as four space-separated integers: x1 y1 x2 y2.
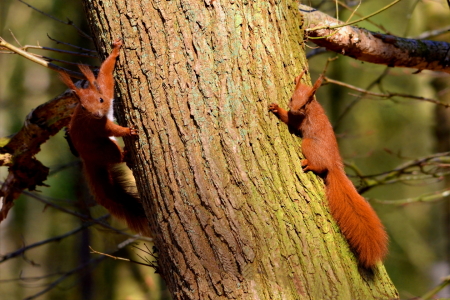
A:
59 71 78 92
78 64 98 91
294 69 307 87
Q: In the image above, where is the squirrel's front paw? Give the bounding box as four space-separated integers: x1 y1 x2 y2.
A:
301 159 310 172
268 103 279 113
129 126 138 136
113 38 123 48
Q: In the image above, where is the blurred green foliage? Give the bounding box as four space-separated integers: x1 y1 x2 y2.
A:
1 0 450 299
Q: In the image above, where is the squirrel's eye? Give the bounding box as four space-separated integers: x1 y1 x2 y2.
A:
99 98 104 103
81 105 86 110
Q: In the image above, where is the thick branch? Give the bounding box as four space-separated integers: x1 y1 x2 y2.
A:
301 4 450 74
0 91 77 221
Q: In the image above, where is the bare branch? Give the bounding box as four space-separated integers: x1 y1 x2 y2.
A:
20 237 147 300
22 256 105 300
348 152 450 193
305 0 402 32
333 67 390 130
301 4 450 74
336 0 390 34
0 219 102 263
46 34 97 54
370 189 450 205
323 76 450 107
411 25 450 40
132 243 159 268
421 275 450 300
0 91 77 222
0 271 66 283
16 0 92 41
21 44 97 58
22 191 153 242
0 37 84 79
1 50 92 68
89 244 157 268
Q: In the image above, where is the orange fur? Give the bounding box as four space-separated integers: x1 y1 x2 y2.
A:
60 39 151 237
269 72 387 268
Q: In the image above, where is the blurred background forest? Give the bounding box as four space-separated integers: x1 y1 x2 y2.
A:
1 0 450 299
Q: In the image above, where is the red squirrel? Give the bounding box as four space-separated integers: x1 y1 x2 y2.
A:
59 39 151 236
269 70 387 268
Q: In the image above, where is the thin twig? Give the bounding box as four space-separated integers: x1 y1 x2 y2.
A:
421 275 450 300
324 76 450 108
22 45 97 58
401 0 420 38
0 218 107 263
333 68 391 129
48 161 80 176
321 56 338 74
346 152 450 193
47 34 97 53
2 229 151 300
361 152 450 178
411 25 450 40
22 190 153 242
0 36 84 79
336 0 390 33
22 255 105 300
306 47 328 59
16 0 92 41
89 245 157 268
132 243 159 267
17 52 91 67
305 0 403 32
371 189 450 206
0 271 66 283
9 29 22 46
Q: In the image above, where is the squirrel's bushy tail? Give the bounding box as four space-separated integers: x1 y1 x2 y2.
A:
84 163 151 237
325 169 387 268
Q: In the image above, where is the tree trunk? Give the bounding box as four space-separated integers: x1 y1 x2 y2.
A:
81 0 398 299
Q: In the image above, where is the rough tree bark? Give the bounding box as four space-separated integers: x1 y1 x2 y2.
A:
81 0 398 299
